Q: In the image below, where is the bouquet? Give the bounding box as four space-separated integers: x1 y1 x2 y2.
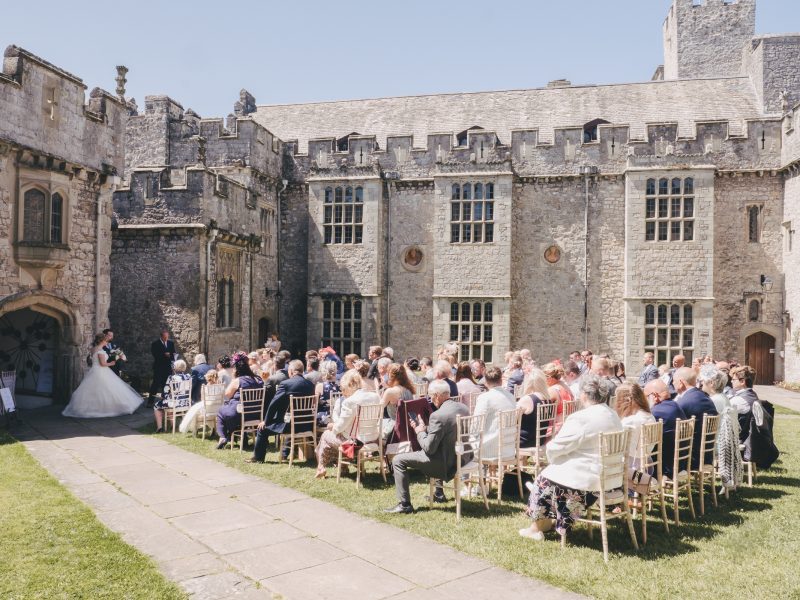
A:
108 347 127 362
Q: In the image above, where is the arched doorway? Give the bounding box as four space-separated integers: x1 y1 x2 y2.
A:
258 318 270 348
745 332 776 385
0 309 58 407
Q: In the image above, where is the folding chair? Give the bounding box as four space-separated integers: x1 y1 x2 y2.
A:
230 387 265 451
629 420 669 544
562 398 581 420
519 401 558 478
480 408 523 502
662 417 696 525
740 444 757 487
429 413 490 520
414 381 429 398
336 403 386 486
692 414 721 515
562 429 639 563
279 394 318 466
513 383 523 399
465 391 481 415
165 377 193 434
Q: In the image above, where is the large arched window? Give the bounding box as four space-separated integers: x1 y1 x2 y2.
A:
21 188 66 244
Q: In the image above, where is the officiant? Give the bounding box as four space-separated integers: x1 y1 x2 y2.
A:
148 329 176 406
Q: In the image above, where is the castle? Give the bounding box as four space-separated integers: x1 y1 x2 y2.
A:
1 0 799 404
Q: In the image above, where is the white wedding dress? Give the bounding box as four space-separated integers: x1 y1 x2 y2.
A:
62 348 143 418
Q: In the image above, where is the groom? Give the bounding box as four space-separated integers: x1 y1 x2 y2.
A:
102 329 124 377
148 329 176 406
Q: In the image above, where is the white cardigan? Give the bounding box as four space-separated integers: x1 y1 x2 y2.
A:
542 403 624 492
332 389 380 437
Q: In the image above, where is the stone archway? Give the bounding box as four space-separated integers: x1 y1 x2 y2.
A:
0 292 84 406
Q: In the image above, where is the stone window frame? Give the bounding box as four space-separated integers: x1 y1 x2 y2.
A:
643 301 694 366
746 204 763 244
321 297 363 357
644 177 695 242
17 179 70 247
448 299 494 363
216 246 242 330
783 220 795 253
259 206 276 255
449 182 495 244
748 299 761 323
323 185 364 245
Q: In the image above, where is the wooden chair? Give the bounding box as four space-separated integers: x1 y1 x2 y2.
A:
198 383 225 439
164 377 193 434
692 414 721 515
429 413 490 520
562 429 639 563
629 420 670 545
513 383 523 399
336 403 386 486
230 387 265 451
279 394 318 466
1 370 16 396
562 398 581 420
465 391 481 415
519 401 558 478
414 381 429 398
480 408 523 502
740 444 757 487
662 417 696 525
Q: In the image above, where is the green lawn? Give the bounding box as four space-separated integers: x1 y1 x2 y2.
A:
156 416 800 600
0 433 186 600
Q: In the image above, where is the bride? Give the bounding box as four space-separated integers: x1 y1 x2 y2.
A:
62 332 143 418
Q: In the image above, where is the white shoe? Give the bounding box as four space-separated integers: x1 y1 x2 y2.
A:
525 481 535 494
518 527 544 541
460 486 480 498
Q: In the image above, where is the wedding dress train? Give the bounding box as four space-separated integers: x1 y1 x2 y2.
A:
62 349 143 418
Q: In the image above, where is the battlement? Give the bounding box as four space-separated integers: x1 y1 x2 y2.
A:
663 0 755 80
287 116 781 178
0 44 126 172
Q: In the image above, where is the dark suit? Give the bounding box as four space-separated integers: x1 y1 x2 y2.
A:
103 342 123 376
505 369 524 394
190 363 213 403
392 399 469 506
676 387 718 470
263 368 289 412
149 338 176 398
252 374 316 461
652 399 687 477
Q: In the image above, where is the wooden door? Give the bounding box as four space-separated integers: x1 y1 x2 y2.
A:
745 332 776 385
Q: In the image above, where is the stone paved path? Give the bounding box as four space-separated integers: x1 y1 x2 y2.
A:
14 408 581 600
755 385 800 413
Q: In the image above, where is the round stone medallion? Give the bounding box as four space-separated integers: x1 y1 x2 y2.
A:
544 245 562 264
402 246 424 271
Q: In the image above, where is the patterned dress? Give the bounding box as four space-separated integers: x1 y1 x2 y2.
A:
526 475 600 534
154 373 192 410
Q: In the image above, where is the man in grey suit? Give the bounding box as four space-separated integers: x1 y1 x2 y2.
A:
638 352 659 387
385 380 469 514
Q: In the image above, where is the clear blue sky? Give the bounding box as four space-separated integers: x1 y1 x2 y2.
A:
1 1 795 117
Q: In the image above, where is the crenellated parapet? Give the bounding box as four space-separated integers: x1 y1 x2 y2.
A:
0 45 126 173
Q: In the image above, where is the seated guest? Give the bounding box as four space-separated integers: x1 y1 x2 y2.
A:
376 357 392 392
470 358 487 389
344 353 360 371
264 351 291 406
382 363 416 434
179 369 224 434
519 375 622 540
190 354 213 403
643 379 686 477
420 356 434 381
248 360 315 462
699 365 742 491
474 366 517 459
319 346 345 379
591 357 617 399
543 362 574 423
638 352 659 387
518 368 551 449
153 359 192 433
455 361 482 407
314 360 340 426
304 354 322 386
404 357 423 386
614 382 655 471
729 365 760 443
434 360 459 397
504 352 525 394
354 360 377 392
366 345 383 381
613 361 627 384
216 355 233 387
214 353 264 449
564 360 582 400
384 380 469 513
674 367 718 469
715 361 733 398
314 370 381 478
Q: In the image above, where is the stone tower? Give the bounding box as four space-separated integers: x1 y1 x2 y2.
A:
663 0 756 80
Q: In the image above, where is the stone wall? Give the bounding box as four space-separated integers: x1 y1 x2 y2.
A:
663 0 755 80
784 173 800 381
278 183 309 357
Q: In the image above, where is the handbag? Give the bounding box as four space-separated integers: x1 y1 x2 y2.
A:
340 408 363 460
627 468 654 496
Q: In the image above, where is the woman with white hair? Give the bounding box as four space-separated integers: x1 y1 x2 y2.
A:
153 359 192 433
314 360 341 426
699 365 743 491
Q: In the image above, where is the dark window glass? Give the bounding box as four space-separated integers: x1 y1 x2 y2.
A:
450 325 458 340
486 202 494 221
344 205 353 223
345 187 353 203
462 202 471 221
355 187 364 202
645 304 655 325
483 325 493 342
451 224 460 243
683 305 693 325
486 183 494 199
333 300 341 319
462 223 471 242
645 222 656 241
450 302 459 322
354 300 362 320
461 302 470 321
659 178 669 195
658 221 668 241
325 187 333 203
672 178 682 195
463 183 472 200
644 328 655 346
684 329 693 347
646 179 656 196
684 220 694 241
749 299 760 322
671 221 681 241
344 226 353 244
451 203 460 222
324 226 332 244
749 206 759 243
334 226 342 244
484 302 493 322
671 198 681 218
452 184 461 200
658 328 668 346
50 193 63 243
684 198 694 218
472 223 483 243
354 226 363 244
474 183 483 199
473 302 482 321
354 205 363 223
334 205 342 223
684 178 694 194
671 304 680 325
335 187 343 202
658 199 668 218
670 328 681 347
23 189 45 242
227 279 235 326
646 198 656 219
658 304 667 325
485 223 494 242
324 206 332 224
473 201 483 221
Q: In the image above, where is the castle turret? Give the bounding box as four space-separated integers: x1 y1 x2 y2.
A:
663 0 755 80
